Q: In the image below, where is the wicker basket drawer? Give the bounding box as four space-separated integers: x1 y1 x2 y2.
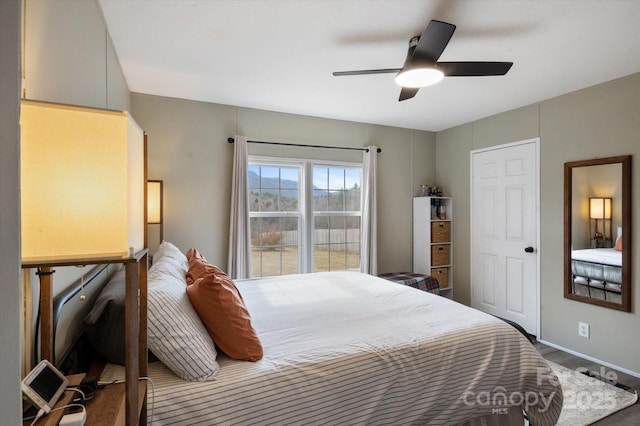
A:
431 244 450 266
431 267 449 288
431 222 451 243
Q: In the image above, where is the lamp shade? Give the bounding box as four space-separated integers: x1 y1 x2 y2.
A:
147 180 163 224
20 100 145 261
589 197 612 220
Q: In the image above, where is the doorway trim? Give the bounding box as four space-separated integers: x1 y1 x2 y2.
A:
469 137 541 338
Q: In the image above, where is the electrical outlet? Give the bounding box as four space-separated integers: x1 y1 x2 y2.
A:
578 321 590 338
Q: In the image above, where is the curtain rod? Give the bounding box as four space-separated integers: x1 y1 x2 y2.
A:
227 137 381 153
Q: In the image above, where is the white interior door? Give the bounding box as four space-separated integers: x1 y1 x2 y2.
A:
471 139 539 335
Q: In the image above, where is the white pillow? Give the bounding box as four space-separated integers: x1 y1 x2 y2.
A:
154 241 188 264
617 226 622 240
147 272 219 381
149 258 186 286
149 241 188 284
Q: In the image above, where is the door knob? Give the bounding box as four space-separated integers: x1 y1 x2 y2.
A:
524 246 534 253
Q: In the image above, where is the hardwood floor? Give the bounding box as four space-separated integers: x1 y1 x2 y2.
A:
534 341 640 425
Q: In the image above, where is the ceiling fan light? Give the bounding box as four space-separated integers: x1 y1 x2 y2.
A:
395 68 444 88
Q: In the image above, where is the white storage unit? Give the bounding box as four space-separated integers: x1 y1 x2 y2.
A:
413 197 453 296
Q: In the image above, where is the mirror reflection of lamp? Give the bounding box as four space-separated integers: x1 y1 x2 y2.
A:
589 197 612 240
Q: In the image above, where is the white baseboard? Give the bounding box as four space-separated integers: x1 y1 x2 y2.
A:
538 339 640 379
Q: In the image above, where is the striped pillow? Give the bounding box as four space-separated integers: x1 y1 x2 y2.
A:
150 241 189 282
147 273 219 381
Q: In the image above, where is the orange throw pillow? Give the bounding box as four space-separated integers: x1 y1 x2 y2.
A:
185 250 263 361
614 235 622 251
185 248 217 284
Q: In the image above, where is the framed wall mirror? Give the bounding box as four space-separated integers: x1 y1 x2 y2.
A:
564 155 631 311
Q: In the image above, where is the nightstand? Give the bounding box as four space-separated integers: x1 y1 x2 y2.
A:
591 238 611 248
23 250 149 426
84 381 147 425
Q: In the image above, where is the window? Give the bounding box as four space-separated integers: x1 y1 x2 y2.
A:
248 162 301 278
312 166 361 272
249 158 362 277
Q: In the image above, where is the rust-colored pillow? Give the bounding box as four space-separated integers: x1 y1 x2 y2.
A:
186 248 215 284
185 251 263 361
614 235 622 251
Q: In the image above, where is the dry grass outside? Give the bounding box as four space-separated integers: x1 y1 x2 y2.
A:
251 246 360 277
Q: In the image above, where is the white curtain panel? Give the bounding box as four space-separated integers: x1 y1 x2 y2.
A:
360 146 378 275
228 135 251 279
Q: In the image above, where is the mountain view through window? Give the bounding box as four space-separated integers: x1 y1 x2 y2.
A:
248 161 362 277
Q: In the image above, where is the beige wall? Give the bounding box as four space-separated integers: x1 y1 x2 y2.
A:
24 0 129 110
436 73 640 374
0 0 23 422
539 73 640 373
132 93 436 272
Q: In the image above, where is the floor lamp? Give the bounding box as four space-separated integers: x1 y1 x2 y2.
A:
20 100 148 425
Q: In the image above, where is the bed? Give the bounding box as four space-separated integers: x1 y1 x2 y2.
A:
571 247 622 301
89 242 562 426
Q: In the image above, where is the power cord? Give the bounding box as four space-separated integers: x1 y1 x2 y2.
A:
67 376 97 402
29 408 48 426
52 403 86 415
96 378 120 388
66 387 86 402
30 404 86 426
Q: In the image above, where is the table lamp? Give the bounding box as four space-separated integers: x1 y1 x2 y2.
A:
589 197 612 239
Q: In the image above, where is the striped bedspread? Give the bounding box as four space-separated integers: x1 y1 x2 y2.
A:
101 271 562 425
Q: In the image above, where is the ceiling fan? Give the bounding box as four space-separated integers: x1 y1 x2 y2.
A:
333 20 513 101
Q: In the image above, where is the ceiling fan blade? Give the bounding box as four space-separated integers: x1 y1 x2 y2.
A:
399 87 419 101
412 20 456 63
436 61 513 76
333 68 401 77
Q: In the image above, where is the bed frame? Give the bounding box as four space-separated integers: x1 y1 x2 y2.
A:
571 258 622 302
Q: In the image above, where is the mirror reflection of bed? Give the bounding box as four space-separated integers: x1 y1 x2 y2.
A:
571 234 622 304
564 155 631 311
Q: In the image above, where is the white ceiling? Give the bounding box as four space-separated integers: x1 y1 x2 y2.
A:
98 0 640 132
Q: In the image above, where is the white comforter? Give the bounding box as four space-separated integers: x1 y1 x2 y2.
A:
571 248 622 267
102 271 562 425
